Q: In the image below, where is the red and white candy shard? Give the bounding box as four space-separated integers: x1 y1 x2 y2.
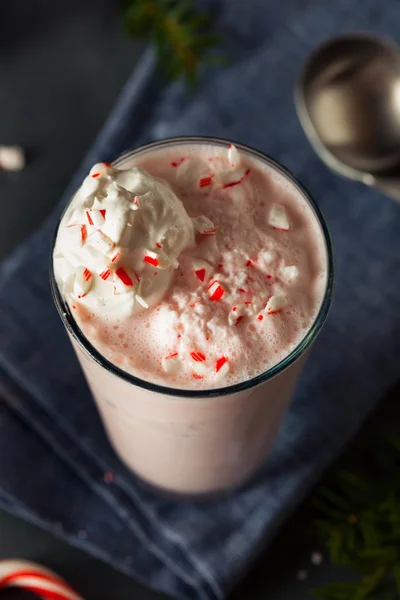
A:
143 249 159 268
199 174 214 188
215 356 230 380
64 224 86 248
176 157 212 186
216 166 249 188
207 280 225 301
86 229 115 254
135 293 149 309
192 258 212 283
145 249 171 269
108 247 122 264
266 295 286 314
161 352 181 374
98 267 111 281
89 162 111 179
113 266 136 294
189 351 209 375
192 215 216 235
227 144 240 169
74 266 92 298
268 203 290 231
0 558 84 600
86 209 106 229
228 302 255 325
281 265 299 283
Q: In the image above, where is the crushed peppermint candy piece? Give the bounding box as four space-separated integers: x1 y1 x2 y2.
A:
227 144 240 169
144 250 159 267
281 265 299 283
266 295 286 314
189 351 208 376
113 267 136 294
99 267 111 281
268 203 290 231
109 248 121 264
192 258 212 283
190 351 206 362
162 352 181 374
199 174 215 188
207 280 225 301
192 215 216 235
135 294 149 309
0 145 25 171
90 162 111 178
144 249 170 269
64 224 86 248
176 157 212 186
86 209 106 229
218 167 250 189
86 229 115 254
74 266 92 298
215 356 230 380
228 303 255 325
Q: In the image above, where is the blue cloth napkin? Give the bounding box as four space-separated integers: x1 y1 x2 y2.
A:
1 1 400 598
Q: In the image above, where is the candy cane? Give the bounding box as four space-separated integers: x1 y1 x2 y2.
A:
0 559 84 600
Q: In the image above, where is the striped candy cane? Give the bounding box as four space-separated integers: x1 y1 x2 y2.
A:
0 559 84 600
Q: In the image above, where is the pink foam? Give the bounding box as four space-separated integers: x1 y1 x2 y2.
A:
74 144 328 389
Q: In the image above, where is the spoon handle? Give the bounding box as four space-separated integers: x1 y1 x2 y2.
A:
372 177 400 203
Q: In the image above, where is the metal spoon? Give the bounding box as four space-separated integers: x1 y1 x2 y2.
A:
295 33 400 202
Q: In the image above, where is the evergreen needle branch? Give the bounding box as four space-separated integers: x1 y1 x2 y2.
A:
309 437 400 599
121 0 222 86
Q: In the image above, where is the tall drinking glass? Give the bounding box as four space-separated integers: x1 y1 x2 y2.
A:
50 138 334 497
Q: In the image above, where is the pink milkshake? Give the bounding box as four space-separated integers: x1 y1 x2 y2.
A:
51 138 333 496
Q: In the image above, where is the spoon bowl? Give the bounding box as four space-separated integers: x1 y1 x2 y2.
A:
296 34 400 184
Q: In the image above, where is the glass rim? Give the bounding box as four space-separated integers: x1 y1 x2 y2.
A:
50 136 335 399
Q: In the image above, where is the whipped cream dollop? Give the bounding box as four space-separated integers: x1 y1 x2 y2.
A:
54 161 195 318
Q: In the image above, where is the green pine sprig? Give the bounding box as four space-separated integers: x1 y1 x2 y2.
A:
121 0 222 87
309 437 400 600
